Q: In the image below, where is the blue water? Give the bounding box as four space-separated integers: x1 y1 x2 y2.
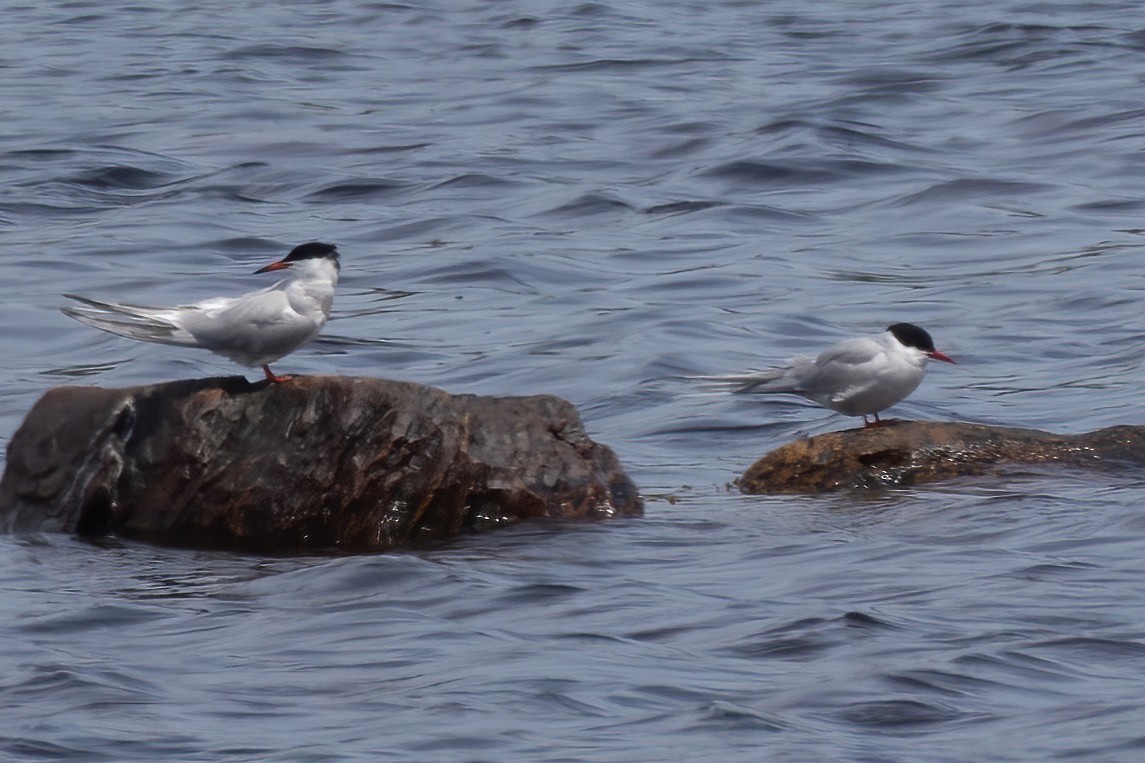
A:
4 0 1145 760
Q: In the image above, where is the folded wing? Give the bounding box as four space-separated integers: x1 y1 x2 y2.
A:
61 294 198 346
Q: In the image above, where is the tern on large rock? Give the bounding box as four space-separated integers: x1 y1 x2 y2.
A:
62 242 340 383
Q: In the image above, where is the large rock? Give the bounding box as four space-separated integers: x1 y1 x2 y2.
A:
0 376 642 552
739 419 1145 494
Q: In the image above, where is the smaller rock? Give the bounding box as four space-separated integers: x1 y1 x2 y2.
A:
738 420 1145 494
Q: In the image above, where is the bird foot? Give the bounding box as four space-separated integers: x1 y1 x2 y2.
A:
262 366 294 384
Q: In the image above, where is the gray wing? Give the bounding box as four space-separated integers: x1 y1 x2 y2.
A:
811 336 885 368
184 287 290 329
796 336 887 398
723 365 801 394
711 341 878 395
180 287 320 365
62 294 198 346
708 336 890 397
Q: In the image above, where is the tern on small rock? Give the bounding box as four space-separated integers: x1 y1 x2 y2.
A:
720 323 955 426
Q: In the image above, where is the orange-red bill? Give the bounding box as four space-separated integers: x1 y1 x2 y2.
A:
254 260 290 274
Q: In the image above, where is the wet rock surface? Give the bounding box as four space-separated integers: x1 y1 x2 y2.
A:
739 420 1145 494
0 376 642 552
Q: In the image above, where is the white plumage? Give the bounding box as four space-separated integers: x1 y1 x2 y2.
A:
721 323 955 426
62 242 340 382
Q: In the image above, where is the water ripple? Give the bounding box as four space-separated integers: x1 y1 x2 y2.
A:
3 0 1145 760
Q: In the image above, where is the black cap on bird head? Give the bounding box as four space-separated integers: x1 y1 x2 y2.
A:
887 322 935 353
255 242 339 274
887 322 955 364
283 242 339 262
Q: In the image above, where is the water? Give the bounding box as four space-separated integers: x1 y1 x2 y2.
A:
3 0 1145 759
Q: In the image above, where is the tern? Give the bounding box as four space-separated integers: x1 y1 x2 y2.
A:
62 242 340 383
723 322 955 426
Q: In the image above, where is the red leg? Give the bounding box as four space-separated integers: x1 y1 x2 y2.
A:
263 365 293 383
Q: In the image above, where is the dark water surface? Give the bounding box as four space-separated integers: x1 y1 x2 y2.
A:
4 0 1145 760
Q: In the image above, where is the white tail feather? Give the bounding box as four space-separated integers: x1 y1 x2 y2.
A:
62 295 198 347
688 369 792 395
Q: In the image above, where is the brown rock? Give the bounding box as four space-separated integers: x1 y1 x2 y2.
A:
738 419 1145 494
0 376 642 551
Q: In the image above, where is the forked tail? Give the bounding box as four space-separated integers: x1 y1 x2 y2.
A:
62 294 198 347
689 368 793 395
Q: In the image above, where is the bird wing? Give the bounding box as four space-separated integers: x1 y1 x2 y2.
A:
811 336 884 368
179 286 320 365
181 287 290 337
61 294 198 346
796 337 888 396
721 365 800 394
